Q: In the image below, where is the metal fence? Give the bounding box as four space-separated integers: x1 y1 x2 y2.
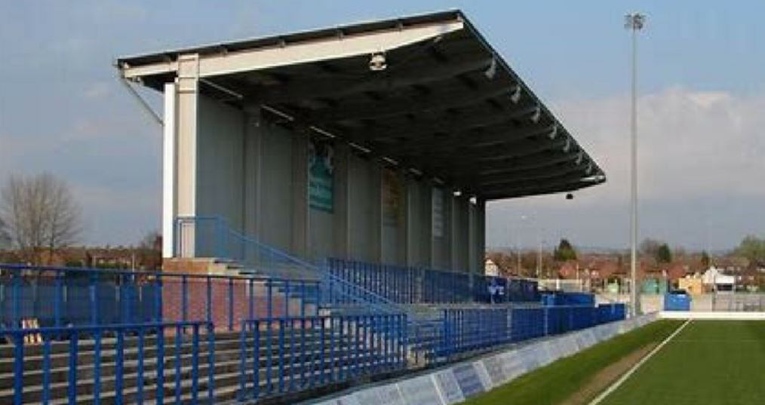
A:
0 256 626 404
0 264 320 331
437 304 626 361
711 293 765 312
1 321 215 405
237 313 408 402
325 258 540 305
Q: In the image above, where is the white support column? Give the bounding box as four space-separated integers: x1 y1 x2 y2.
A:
175 54 200 257
162 83 177 258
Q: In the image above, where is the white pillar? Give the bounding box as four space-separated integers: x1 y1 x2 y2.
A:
175 54 200 257
162 83 177 258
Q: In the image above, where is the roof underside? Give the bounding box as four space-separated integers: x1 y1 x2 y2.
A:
118 10 605 201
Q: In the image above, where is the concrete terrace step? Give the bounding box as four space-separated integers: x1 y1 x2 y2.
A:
0 333 362 388
0 337 394 404
10 350 389 405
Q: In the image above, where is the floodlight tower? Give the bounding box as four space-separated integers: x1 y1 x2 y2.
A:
625 13 645 317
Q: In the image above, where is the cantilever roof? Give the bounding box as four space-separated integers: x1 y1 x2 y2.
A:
117 10 605 200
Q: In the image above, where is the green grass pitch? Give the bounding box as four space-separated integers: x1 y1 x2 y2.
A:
599 320 765 405
462 320 765 405
462 320 682 405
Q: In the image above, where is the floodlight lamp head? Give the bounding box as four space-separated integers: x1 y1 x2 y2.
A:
530 106 541 123
369 52 387 71
547 125 558 140
510 85 522 104
484 58 498 79
625 13 646 30
562 137 572 153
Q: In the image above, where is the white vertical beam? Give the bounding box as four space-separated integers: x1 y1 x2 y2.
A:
176 54 200 257
162 83 177 258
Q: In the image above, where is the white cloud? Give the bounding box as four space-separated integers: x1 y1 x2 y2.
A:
551 86 765 205
487 87 765 250
84 82 111 100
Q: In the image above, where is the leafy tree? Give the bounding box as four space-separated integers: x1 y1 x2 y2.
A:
0 173 83 265
701 250 711 268
639 238 662 257
735 235 765 266
553 238 577 261
656 243 672 263
136 231 162 270
0 217 9 249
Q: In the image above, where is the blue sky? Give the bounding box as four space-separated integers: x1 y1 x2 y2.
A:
1 1 764 251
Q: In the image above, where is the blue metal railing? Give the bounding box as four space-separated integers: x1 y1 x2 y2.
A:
237 313 408 402
0 264 320 330
1 321 214 405
325 258 540 305
436 304 626 361
175 216 413 316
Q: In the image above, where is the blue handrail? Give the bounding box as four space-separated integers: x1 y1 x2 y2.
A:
1 321 215 405
237 313 408 402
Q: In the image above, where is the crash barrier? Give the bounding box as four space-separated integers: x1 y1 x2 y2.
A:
307 313 659 405
0 321 215 405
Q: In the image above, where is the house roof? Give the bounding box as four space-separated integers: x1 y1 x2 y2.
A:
117 10 605 200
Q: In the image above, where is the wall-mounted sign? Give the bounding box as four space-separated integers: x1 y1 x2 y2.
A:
382 168 404 226
308 141 334 212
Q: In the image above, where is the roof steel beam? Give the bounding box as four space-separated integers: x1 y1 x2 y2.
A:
362 103 538 143
121 20 464 80
250 57 495 104
307 83 512 124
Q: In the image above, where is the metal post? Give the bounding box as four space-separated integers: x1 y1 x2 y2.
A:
625 12 645 318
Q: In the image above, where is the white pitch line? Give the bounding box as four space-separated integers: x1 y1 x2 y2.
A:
587 319 692 405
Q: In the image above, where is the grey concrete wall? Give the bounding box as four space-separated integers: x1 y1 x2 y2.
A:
451 196 470 271
190 101 485 271
407 180 433 267
431 188 451 270
258 124 294 252
196 95 245 228
348 154 379 262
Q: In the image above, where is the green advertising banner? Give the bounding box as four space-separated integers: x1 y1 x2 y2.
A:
309 141 334 212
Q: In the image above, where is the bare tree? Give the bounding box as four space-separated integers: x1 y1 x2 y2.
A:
0 173 83 264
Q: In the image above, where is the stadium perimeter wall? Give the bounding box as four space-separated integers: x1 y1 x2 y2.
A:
305 313 661 405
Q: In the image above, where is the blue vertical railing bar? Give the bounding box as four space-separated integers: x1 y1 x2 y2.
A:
182 274 188 323
137 328 145 404
115 330 125 405
207 322 215 404
191 323 200 404
289 318 296 392
54 271 63 327
156 325 165 405
68 334 78 404
206 275 212 326
12 272 20 328
238 326 247 401
174 325 183 403
278 319 285 393
42 339 51 404
228 277 234 330
13 334 23 405
265 319 273 394
255 321 262 399
93 330 103 405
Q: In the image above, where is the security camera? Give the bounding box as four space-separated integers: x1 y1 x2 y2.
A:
566 193 574 200
369 53 387 71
